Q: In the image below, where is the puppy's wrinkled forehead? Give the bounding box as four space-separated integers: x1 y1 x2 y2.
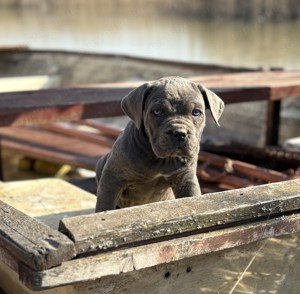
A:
121 76 224 129
147 77 203 104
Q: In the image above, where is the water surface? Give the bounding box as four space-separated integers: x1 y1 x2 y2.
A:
1 5 300 70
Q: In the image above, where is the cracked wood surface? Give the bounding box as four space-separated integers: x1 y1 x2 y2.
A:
24 212 300 290
0 200 76 271
59 180 300 255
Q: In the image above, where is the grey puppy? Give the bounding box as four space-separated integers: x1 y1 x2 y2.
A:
95 76 224 212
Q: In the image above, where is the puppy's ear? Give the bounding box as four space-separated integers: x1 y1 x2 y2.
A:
121 82 152 129
198 85 224 126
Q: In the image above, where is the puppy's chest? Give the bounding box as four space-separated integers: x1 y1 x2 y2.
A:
128 162 185 186
119 160 186 207
140 156 189 176
120 175 174 207
127 172 171 189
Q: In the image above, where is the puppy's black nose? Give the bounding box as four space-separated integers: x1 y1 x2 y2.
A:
166 130 187 143
174 131 187 142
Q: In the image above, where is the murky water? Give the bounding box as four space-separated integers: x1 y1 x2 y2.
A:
1 4 300 70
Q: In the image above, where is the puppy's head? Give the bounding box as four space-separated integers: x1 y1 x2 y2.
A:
121 76 224 159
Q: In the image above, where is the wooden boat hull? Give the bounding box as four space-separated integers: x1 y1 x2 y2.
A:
0 48 258 87
1 179 300 293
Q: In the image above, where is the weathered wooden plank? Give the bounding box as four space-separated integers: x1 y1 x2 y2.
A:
0 242 19 273
59 180 300 255
57 229 300 294
26 212 300 290
0 200 76 271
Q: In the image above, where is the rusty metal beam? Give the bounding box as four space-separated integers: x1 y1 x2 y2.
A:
266 100 281 146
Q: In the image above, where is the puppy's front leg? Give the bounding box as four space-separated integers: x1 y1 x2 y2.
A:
95 170 125 212
171 173 201 199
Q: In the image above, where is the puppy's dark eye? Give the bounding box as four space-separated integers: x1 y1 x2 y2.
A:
153 109 164 117
192 109 202 117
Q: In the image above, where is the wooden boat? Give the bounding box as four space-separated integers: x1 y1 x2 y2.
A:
0 47 258 88
1 178 300 293
0 48 300 293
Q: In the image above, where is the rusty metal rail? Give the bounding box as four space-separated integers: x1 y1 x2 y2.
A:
0 121 298 192
0 71 300 145
0 70 299 183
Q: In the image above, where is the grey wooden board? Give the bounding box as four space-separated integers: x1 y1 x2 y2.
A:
21 212 300 290
59 180 300 255
0 200 76 271
70 231 300 294
3 230 300 294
